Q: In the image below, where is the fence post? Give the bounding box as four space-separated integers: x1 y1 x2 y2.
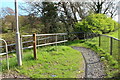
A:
56 34 58 51
118 40 120 69
110 37 113 55
45 36 46 44
84 32 86 41
86 33 88 40
99 35 101 47
64 35 65 45
33 33 37 60
5 42 9 70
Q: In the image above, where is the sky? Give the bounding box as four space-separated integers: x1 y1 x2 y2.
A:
1 2 15 10
0 0 120 22
0 0 27 15
0 0 25 9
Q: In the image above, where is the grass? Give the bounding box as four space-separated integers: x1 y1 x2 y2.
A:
84 36 119 61
1 31 120 78
106 29 120 39
68 30 120 78
67 39 119 78
1 46 84 78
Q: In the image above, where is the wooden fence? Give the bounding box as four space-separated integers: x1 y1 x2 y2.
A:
21 33 68 59
0 32 119 61
0 33 68 60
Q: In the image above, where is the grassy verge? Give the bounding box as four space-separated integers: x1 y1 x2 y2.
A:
1 46 84 78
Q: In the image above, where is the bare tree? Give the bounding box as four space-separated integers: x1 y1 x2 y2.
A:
86 0 118 18
1 7 15 32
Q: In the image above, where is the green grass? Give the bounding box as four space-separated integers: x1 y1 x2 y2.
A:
106 29 120 39
66 39 119 78
1 46 84 78
99 30 120 61
84 36 119 61
1 34 120 78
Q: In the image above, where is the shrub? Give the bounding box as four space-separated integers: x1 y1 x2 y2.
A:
75 14 118 34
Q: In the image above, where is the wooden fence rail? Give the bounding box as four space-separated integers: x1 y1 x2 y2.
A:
0 37 53 53
22 33 67 37
0 33 68 56
21 33 68 59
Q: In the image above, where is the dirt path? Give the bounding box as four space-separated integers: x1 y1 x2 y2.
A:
2 70 28 79
72 46 106 78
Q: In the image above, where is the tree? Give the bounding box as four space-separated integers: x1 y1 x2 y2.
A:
1 7 14 17
20 1 88 33
75 14 118 34
58 1 88 34
1 7 15 32
5 15 15 32
41 2 58 33
20 1 119 37
86 0 118 18
19 2 44 33
20 1 59 33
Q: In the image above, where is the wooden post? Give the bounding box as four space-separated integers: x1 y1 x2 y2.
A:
99 35 101 47
84 33 86 40
45 36 46 44
64 35 65 45
110 37 113 55
118 40 120 69
33 33 37 60
5 42 9 70
56 34 58 51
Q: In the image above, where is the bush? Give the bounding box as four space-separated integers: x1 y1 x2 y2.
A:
75 14 118 34
2 27 8 33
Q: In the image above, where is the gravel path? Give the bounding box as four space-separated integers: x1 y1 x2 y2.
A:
72 46 105 78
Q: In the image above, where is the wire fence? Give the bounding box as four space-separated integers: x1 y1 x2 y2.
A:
98 35 120 61
67 32 120 63
76 32 120 62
